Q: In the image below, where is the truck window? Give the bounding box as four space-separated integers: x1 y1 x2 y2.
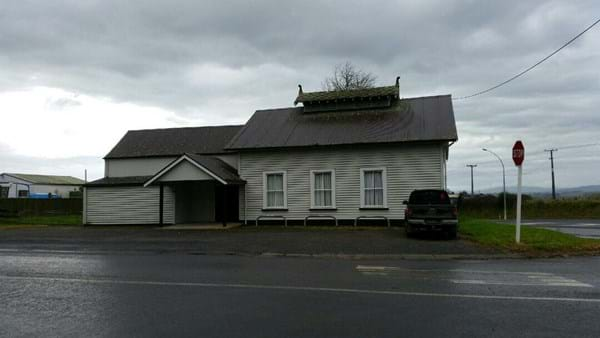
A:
409 191 450 205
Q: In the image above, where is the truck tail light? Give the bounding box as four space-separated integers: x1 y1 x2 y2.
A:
452 207 458 218
405 207 412 217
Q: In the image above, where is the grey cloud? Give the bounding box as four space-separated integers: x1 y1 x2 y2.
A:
1 0 600 190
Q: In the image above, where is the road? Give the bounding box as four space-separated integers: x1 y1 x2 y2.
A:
1 250 600 337
521 219 600 238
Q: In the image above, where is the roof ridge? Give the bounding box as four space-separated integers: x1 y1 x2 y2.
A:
401 94 452 100
128 124 244 133
299 84 398 96
252 94 452 113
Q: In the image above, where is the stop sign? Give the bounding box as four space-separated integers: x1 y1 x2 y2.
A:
512 140 525 166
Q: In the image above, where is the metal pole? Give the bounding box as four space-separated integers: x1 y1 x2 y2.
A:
466 164 477 195
159 183 164 225
544 149 558 200
482 149 507 220
516 165 523 243
502 165 507 221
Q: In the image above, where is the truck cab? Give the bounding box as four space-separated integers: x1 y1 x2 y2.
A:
404 189 458 238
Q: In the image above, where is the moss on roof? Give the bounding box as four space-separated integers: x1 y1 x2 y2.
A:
295 85 399 104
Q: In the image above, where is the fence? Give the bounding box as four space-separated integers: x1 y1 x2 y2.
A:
460 194 600 219
0 198 82 216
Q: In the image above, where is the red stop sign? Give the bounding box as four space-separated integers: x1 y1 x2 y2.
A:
512 140 525 166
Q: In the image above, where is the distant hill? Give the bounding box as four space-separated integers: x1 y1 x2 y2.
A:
450 185 600 197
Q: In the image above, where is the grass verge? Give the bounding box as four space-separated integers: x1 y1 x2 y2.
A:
459 217 600 256
0 215 82 227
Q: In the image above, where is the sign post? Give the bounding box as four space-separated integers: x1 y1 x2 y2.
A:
512 141 525 243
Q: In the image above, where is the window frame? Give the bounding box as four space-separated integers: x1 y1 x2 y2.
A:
310 169 336 210
359 167 388 209
262 171 287 210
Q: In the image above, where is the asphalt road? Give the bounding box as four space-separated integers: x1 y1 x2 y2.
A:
0 226 496 256
520 219 600 238
1 251 600 337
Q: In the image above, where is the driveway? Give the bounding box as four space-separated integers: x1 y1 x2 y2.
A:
520 219 600 239
0 226 498 257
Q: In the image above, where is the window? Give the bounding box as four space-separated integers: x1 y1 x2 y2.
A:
0 186 8 199
360 168 387 208
263 171 287 209
310 170 335 209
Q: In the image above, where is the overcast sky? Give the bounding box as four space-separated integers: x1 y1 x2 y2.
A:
1 0 599 192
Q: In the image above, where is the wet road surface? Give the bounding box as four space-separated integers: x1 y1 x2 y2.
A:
520 219 600 238
1 251 600 337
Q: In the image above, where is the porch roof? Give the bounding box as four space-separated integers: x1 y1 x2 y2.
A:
144 153 245 186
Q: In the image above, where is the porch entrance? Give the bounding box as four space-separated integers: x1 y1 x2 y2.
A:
170 181 239 225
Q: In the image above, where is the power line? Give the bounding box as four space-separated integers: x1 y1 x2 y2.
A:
454 18 600 100
554 142 600 150
472 142 600 166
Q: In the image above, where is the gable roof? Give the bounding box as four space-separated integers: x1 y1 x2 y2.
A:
144 153 245 186
295 85 399 105
85 176 152 187
227 95 457 150
105 125 243 159
1 173 84 185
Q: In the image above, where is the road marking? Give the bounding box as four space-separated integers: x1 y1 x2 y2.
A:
1 274 599 303
356 265 593 288
356 265 554 275
450 279 592 287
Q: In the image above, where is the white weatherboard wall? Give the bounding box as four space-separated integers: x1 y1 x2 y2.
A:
86 186 174 224
156 160 214 182
239 143 445 221
105 157 176 177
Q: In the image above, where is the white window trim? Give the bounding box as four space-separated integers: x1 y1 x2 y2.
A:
360 167 388 208
310 169 336 209
262 171 287 209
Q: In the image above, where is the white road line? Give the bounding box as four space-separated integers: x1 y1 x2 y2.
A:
450 279 593 288
356 265 593 288
356 265 554 276
1 274 599 303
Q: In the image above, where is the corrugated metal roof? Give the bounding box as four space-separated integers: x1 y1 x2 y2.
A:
227 95 457 150
3 173 85 185
105 125 243 159
184 153 245 185
295 85 399 104
85 176 152 187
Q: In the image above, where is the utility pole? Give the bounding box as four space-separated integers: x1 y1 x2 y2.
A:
544 149 558 199
466 164 477 195
482 148 506 220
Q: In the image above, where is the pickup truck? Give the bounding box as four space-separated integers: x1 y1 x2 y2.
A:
403 189 458 238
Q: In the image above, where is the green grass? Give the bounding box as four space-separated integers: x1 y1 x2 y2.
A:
459 217 600 255
0 215 82 227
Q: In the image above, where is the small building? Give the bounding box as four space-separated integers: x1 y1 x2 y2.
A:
84 80 458 225
0 173 85 198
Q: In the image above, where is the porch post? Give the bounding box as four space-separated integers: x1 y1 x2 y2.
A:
222 185 227 227
159 183 164 225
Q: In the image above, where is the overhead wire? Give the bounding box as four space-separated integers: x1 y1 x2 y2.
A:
453 18 600 100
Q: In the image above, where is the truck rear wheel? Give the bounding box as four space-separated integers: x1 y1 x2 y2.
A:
447 228 457 239
405 223 413 237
